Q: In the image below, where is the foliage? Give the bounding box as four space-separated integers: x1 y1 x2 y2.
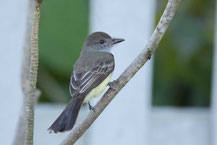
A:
38 0 88 102
152 0 215 106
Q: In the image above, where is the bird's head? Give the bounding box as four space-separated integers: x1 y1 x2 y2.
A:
83 32 124 52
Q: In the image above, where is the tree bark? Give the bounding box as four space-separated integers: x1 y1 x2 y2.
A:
13 1 36 145
60 0 181 145
12 1 42 145
24 1 41 144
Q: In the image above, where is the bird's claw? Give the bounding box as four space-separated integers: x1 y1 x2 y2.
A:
147 49 152 60
88 101 96 112
108 80 117 91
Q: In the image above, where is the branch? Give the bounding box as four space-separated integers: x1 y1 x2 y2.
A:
60 0 181 144
24 0 42 145
12 0 42 145
12 1 35 145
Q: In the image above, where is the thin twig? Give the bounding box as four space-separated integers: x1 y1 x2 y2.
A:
12 1 35 145
60 0 181 144
24 0 42 145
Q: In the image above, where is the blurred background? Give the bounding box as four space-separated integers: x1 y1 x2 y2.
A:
153 0 215 107
1 0 217 145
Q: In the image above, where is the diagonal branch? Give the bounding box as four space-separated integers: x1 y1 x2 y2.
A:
60 0 181 144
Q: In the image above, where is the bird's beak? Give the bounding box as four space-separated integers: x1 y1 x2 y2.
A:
111 38 125 45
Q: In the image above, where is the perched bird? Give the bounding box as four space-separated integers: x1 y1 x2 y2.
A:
48 32 124 133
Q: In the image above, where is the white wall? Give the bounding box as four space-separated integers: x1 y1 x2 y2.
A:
0 0 27 145
89 0 155 144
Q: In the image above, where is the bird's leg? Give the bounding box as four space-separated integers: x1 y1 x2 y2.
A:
88 101 95 112
108 80 117 91
146 48 152 60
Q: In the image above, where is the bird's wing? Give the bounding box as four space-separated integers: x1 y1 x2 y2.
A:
69 57 114 98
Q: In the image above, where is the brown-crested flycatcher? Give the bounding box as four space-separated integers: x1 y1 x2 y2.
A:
48 32 124 133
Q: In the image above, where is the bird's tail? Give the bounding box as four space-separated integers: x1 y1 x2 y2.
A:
48 97 84 133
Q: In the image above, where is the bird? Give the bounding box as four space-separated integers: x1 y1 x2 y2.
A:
48 32 124 133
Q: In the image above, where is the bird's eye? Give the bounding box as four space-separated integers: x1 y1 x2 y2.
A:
99 39 105 44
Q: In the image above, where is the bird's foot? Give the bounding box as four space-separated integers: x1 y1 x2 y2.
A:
146 48 152 60
108 80 117 91
88 101 96 112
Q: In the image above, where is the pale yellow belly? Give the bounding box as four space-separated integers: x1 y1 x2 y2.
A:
84 73 113 103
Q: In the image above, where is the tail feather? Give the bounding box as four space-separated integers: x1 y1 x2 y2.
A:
48 97 84 133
